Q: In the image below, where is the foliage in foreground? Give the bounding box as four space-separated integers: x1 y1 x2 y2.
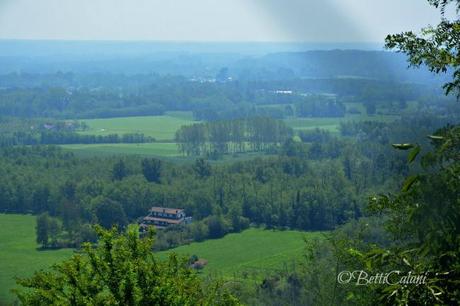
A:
15 225 240 306
361 125 460 305
373 1 460 303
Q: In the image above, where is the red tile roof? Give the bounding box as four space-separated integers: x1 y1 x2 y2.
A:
149 207 184 215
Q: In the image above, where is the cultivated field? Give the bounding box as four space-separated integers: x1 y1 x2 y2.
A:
62 112 197 157
0 215 320 303
78 112 196 141
0 214 73 304
159 228 323 279
284 113 399 134
61 142 180 157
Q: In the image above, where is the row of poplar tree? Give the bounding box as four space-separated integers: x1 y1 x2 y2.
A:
175 117 292 156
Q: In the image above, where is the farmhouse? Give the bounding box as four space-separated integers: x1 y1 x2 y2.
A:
139 206 191 230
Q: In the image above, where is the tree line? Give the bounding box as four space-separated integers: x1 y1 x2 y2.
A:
0 73 433 121
0 131 155 146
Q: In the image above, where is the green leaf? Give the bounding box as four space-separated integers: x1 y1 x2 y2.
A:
402 175 419 192
407 145 421 163
348 248 364 258
402 257 411 267
427 135 444 141
392 143 415 150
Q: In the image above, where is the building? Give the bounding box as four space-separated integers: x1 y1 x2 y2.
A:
139 206 191 230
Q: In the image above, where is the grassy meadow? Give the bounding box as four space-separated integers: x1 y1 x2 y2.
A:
284 113 399 134
159 228 323 279
0 214 319 303
78 112 196 141
61 142 181 157
63 112 196 157
0 214 73 304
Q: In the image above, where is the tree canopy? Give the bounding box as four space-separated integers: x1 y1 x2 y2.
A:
16 225 240 305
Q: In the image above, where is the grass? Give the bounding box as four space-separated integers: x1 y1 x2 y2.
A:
0 215 320 303
79 113 196 141
61 143 275 164
61 142 180 157
284 113 399 134
0 214 73 304
164 111 195 121
158 228 323 279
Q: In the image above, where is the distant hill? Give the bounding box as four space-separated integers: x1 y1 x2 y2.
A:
232 50 447 84
0 40 447 86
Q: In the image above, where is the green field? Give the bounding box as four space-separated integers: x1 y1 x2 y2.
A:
61 143 277 162
0 214 73 304
66 112 196 157
61 142 181 157
78 110 398 139
79 112 196 141
0 214 319 303
159 228 322 279
284 113 399 133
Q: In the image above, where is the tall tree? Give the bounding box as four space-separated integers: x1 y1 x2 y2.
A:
141 158 162 183
112 159 127 181
95 198 128 229
36 213 50 248
193 158 212 178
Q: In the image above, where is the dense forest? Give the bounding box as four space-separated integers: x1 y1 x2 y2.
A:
1 110 454 251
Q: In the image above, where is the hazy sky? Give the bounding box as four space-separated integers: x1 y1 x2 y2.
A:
0 0 448 42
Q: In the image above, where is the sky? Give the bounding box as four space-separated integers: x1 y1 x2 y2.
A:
0 0 450 43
